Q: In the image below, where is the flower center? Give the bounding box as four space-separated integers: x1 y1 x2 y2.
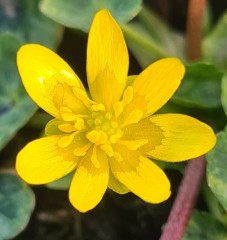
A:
85 108 122 146
57 104 123 157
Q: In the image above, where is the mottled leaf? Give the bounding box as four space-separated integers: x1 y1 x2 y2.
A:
207 128 227 211
0 173 35 239
172 63 222 109
40 0 142 32
0 0 62 48
0 33 37 150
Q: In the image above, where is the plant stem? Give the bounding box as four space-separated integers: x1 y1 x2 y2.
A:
121 24 167 59
160 1 207 239
160 156 206 240
186 0 207 60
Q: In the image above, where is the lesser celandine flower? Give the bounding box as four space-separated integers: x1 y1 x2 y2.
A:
16 9 216 212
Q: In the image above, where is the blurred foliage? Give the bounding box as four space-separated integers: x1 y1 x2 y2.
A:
173 63 222 109
203 12 227 71
207 129 227 212
40 0 142 32
1 0 227 239
0 33 36 151
184 210 227 240
0 0 62 47
0 0 62 237
0 173 35 240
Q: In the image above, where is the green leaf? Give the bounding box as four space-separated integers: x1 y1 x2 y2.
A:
207 128 227 212
0 0 62 48
0 33 37 150
0 173 35 239
203 12 227 70
122 7 185 68
40 0 142 32
122 22 166 67
137 8 185 59
46 172 74 190
184 210 227 240
172 63 222 109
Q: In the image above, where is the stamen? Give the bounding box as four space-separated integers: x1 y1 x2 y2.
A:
73 143 92 156
91 146 100 168
86 130 108 145
75 118 86 131
58 132 78 148
60 107 77 121
94 117 103 125
113 101 123 118
91 104 105 112
100 143 114 157
87 119 94 126
58 123 75 133
105 112 112 120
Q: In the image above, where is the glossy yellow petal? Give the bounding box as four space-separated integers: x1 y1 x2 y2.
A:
17 44 89 118
118 58 185 126
108 171 129 194
87 10 129 109
16 136 79 184
69 147 109 212
147 114 216 161
109 145 171 203
122 114 216 162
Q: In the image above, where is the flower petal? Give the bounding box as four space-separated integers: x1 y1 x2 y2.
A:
87 10 129 109
109 145 171 203
118 58 185 126
108 171 129 194
148 114 216 161
16 136 79 184
69 147 109 212
122 114 216 161
17 44 89 118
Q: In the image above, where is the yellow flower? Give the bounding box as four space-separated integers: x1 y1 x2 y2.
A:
16 9 216 213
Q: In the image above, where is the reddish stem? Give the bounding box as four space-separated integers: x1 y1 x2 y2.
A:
186 0 207 61
159 1 207 239
0 0 16 18
159 156 206 240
